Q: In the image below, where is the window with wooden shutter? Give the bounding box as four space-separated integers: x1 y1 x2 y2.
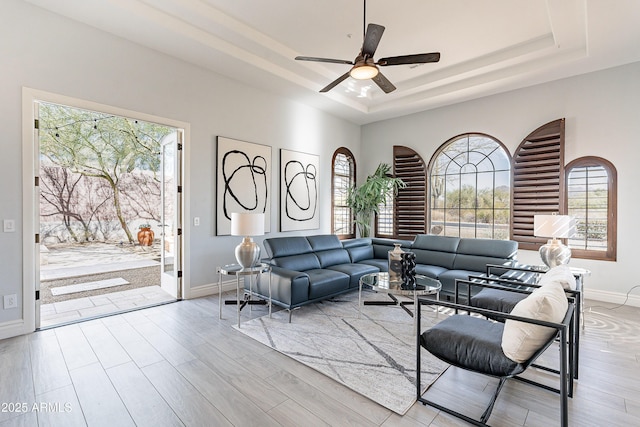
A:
393 145 427 239
511 119 565 250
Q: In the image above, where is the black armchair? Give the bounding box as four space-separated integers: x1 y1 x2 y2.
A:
417 297 574 427
460 273 582 380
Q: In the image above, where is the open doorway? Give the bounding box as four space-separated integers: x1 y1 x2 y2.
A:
35 101 183 328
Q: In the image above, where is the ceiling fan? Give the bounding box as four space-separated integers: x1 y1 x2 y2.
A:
295 0 440 94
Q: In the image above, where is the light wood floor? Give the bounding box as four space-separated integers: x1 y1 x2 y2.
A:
0 294 639 426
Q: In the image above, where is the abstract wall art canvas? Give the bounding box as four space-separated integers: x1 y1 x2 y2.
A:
280 149 319 231
216 136 271 235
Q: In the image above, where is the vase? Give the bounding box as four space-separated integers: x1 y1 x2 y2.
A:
388 243 404 285
137 227 154 246
400 251 417 289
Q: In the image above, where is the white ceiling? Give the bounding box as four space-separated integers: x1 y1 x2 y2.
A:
23 0 640 124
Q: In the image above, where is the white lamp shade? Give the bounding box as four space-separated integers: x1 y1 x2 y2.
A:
533 214 576 238
231 212 265 237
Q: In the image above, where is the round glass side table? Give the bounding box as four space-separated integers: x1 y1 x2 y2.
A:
217 263 272 328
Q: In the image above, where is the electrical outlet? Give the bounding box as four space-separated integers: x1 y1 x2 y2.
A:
194 217 200 226
3 294 17 309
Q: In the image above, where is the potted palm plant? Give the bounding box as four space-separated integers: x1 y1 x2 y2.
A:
347 163 405 237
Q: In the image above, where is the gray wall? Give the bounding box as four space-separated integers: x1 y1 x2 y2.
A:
362 62 640 301
0 0 360 334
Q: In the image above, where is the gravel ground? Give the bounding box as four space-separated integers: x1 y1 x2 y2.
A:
40 266 160 305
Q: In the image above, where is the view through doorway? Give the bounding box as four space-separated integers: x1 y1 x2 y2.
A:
35 101 182 328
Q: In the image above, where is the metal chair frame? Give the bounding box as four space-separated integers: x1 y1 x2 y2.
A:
417 297 574 427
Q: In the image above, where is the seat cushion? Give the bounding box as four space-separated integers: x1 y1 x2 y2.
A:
501 281 568 363
358 259 388 272
421 315 525 377
305 269 350 299
326 263 379 287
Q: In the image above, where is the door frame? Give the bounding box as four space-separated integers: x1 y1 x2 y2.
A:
22 87 191 332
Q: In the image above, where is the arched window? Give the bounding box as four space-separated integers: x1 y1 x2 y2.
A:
429 134 511 239
566 157 617 261
331 147 356 239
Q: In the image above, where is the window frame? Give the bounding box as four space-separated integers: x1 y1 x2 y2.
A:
428 133 512 240
565 156 617 261
331 147 356 239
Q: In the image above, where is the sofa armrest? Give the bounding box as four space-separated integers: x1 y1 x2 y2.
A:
268 265 311 307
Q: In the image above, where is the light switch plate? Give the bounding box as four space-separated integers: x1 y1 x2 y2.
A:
3 220 15 232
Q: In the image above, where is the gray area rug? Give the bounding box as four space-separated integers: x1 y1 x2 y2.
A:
233 291 449 415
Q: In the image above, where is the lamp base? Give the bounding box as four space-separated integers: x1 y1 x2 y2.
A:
235 237 260 268
539 238 571 268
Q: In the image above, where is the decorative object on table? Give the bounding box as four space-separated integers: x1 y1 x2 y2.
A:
346 163 405 237
233 291 448 415
388 243 404 285
534 214 576 268
216 136 271 235
137 224 154 246
231 212 265 268
280 149 320 231
400 251 417 289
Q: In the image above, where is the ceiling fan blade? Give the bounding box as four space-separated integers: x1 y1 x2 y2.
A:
377 52 441 66
361 23 385 57
320 72 351 93
295 56 354 65
371 72 396 93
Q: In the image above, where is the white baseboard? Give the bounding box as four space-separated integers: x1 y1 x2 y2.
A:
0 319 27 340
188 279 237 299
585 289 640 308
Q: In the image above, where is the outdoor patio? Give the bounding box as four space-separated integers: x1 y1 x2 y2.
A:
39 242 175 328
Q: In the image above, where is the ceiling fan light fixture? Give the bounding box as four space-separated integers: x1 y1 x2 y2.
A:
350 64 379 80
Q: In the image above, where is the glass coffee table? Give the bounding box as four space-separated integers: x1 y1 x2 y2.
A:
358 272 442 326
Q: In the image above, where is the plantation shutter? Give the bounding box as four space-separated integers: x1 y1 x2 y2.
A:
511 119 565 250
393 145 427 239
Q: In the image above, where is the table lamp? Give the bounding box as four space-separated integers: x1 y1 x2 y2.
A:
231 212 265 268
533 214 576 268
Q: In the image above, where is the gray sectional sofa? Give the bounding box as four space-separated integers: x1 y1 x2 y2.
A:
249 233 518 318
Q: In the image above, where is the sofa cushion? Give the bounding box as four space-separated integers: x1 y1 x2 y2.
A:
273 253 321 271
437 269 479 297
413 234 461 252
371 238 412 259
501 280 568 363
346 244 375 263
414 264 449 280
315 248 351 268
421 315 524 377
358 259 388 272
341 238 372 249
411 235 460 269
452 238 518 272
307 234 343 251
326 263 379 287
305 269 350 299
264 236 313 258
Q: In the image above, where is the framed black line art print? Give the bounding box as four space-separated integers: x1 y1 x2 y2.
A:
280 148 319 232
216 136 271 235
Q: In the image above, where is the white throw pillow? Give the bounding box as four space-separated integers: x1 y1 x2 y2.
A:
501 280 569 363
537 265 577 290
